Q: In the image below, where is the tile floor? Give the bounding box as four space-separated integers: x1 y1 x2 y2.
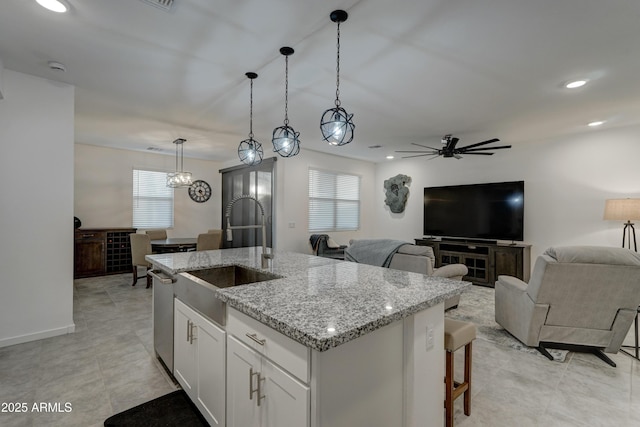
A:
0 274 176 427
0 274 638 426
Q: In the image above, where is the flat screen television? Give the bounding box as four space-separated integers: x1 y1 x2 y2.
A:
423 181 524 242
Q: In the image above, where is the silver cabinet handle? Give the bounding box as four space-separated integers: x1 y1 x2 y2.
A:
187 320 191 343
148 270 175 284
190 322 196 344
249 367 259 400
256 372 266 406
246 333 266 346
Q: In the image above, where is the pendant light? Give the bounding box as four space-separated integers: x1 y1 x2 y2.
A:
320 10 355 146
238 72 264 166
166 138 193 188
272 47 301 158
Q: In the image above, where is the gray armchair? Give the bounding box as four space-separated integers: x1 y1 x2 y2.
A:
310 234 347 260
495 246 640 366
388 244 468 310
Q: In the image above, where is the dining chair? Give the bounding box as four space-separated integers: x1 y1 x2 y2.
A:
197 232 222 251
207 229 223 245
145 229 167 240
129 233 152 288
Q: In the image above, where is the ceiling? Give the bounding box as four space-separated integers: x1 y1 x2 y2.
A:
1 0 639 163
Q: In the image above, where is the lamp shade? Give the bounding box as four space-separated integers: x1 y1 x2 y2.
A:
603 198 640 221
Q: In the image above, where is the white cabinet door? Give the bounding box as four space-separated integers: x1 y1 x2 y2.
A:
175 298 226 427
195 310 226 426
174 301 197 393
262 357 309 427
227 335 310 427
227 336 261 427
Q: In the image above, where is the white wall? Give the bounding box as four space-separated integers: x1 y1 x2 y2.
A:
75 144 223 237
0 56 4 100
374 125 640 262
271 149 377 253
0 70 75 347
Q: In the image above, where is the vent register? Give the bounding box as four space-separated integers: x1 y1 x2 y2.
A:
139 0 175 12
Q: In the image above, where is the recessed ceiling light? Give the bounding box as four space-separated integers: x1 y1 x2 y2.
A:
386 155 394 160
588 121 605 127
36 0 68 13
565 80 587 89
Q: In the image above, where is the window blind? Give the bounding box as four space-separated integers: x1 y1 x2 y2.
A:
308 168 360 232
133 169 174 228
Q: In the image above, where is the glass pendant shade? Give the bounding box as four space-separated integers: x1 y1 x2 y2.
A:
320 106 354 146
320 10 354 147
166 138 193 188
238 138 264 166
239 72 263 166
272 124 300 157
272 47 300 158
166 171 193 187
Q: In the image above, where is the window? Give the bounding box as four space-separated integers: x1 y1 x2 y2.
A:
308 168 360 232
133 169 174 228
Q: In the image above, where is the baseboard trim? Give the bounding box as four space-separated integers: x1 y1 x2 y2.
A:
0 323 76 348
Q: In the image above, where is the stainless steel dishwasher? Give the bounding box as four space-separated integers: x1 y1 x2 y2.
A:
149 269 176 373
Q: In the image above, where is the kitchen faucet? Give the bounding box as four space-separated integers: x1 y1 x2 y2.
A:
225 195 273 268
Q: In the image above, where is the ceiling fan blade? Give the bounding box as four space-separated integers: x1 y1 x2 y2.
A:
447 137 460 150
458 138 500 150
454 154 463 159
461 145 512 152
401 153 441 159
396 150 439 154
410 142 441 150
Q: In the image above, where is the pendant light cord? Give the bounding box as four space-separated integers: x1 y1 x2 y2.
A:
335 21 341 107
175 140 184 173
175 142 179 171
249 78 254 139
284 55 289 125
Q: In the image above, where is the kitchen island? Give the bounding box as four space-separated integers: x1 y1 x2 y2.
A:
147 247 470 427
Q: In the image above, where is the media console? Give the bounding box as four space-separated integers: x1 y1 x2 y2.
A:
415 238 531 287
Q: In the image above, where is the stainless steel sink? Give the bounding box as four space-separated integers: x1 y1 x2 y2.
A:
173 265 280 328
151 264 280 374
187 265 280 288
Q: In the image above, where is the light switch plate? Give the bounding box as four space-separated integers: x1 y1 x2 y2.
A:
426 325 434 351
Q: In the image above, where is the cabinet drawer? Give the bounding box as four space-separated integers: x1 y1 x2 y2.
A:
75 231 106 240
227 308 309 383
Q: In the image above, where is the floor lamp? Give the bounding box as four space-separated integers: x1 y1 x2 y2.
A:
604 198 640 360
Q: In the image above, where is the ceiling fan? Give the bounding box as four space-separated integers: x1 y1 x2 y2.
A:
396 135 511 160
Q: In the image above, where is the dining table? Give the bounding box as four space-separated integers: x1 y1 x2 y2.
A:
150 237 197 253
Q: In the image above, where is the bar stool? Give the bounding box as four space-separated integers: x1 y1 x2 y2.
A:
444 318 476 427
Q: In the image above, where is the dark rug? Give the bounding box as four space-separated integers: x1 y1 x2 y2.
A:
104 390 209 426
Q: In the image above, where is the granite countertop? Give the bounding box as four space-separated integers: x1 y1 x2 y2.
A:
146 247 470 352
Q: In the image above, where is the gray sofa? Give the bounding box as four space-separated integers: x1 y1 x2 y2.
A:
495 245 640 366
346 240 468 310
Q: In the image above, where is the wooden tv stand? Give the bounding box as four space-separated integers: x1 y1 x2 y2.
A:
415 238 531 287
